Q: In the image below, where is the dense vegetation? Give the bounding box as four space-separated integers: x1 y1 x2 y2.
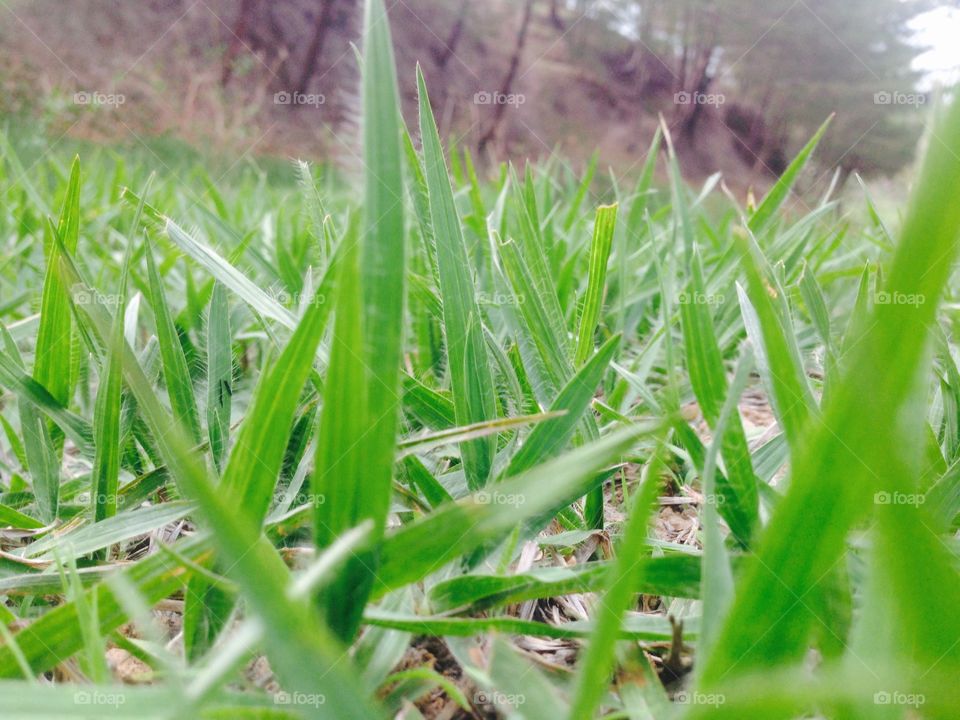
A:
1 1 959 718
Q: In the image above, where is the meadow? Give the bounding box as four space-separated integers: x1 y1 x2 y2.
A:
1 1 960 718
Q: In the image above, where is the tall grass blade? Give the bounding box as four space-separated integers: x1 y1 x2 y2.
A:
574 204 617 367
416 66 497 489
144 238 201 443
699 87 960 687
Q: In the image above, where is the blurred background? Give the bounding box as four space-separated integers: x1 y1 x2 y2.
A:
2 0 958 192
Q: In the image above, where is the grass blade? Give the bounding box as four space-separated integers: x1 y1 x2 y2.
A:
574 203 618 367
747 115 832 236
204 282 231 472
144 237 201 443
416 66 497 490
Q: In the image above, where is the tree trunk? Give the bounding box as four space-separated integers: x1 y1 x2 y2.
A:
221 0 257 86
549 0 564 30
681 46 716 138
296 0 337 95
478 0 536 155
433 0 469 69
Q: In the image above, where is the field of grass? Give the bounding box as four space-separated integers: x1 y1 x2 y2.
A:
1 1 960 718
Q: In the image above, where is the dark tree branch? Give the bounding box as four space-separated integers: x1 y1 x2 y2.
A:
296 0 337 95
478 0 536 155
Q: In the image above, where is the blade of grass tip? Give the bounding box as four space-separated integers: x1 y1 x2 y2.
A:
399 455 453 510
618 130 661 338
508 170 569 362
562 152 598 231
627 127 662 231
428 553 702 613
417 65 497 490
699 85 960 686
747 114 832 237
659 118 695 259
734 231 817 450
396 411 562 457
569 451 664 719
855 173 895 246
574 203 618 367
205 282 231 473
839 262 872 362
679 247 759 545
0 413 27 470
144 236 201 444
496 232 572 399
798 261 832 352
34 158 80 426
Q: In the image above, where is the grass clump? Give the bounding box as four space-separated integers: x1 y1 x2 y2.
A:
0 1 959 717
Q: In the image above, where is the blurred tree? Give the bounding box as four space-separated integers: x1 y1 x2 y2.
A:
478 0 537 155
432 0 469 69
601 0 935 176
718 0 934 176
220 0 258 86
296 0 337 95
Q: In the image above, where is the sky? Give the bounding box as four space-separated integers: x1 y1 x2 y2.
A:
912 5 960 88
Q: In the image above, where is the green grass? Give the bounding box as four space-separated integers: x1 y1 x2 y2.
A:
0 1 959 717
